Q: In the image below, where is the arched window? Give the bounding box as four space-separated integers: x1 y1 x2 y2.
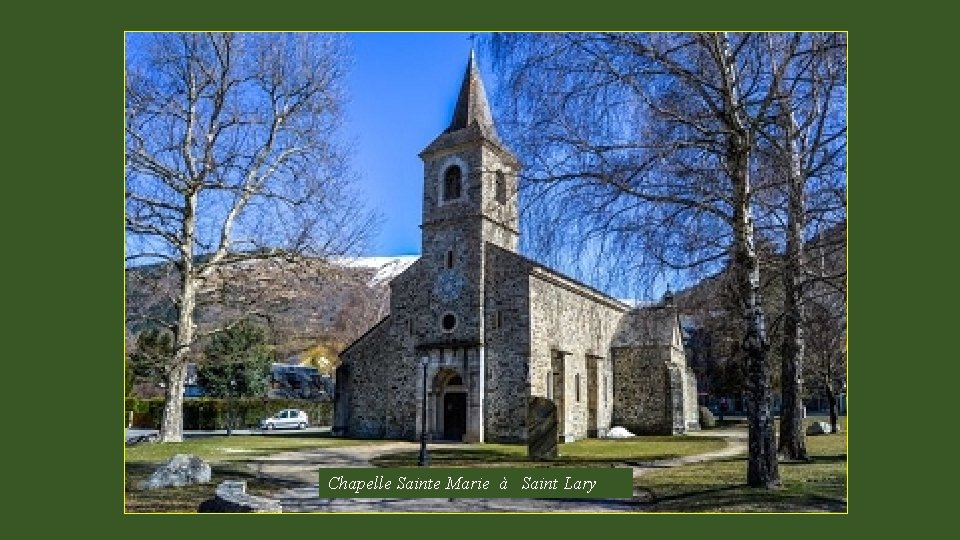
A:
443 165 462 201
495 171 507 204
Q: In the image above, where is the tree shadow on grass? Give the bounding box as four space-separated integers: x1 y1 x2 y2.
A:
371 447 691 467
635 455 847 512
371 448 526 466
641 481 846 513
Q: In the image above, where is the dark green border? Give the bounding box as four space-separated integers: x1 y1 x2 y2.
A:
13 0 945 536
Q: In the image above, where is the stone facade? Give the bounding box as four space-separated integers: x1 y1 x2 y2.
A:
335 53 698 444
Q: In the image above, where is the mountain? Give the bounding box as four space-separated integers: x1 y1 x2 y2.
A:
125 255 419 370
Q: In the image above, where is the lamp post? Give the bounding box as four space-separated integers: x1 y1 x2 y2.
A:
418 355 430 467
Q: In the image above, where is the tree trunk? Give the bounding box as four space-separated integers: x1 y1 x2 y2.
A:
159 192 199 443
714 31 779 489
825 359 840 434
778 106 809 461
734 180 780 488
159 361 187 442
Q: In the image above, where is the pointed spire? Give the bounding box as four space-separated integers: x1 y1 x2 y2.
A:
445 50 497 138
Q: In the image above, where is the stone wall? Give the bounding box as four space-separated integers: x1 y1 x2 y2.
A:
337 313 416 439
609 306 700 435
684 367 700 431
525 262 627 442
611 347 672 434
483 244 532 442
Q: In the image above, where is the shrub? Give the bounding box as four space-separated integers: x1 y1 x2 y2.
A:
699 406 717 428
125 398 332 430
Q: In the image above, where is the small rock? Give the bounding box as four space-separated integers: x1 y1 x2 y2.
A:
806 421 833 435
199 480 282 512
138 454 212 490
126 434 159 447
604 426 636 438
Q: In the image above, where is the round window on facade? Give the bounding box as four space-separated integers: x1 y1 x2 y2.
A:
441 313 457 332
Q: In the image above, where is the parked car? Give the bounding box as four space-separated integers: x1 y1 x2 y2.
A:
259 409 309 430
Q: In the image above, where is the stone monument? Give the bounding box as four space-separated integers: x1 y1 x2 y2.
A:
527 397 558 460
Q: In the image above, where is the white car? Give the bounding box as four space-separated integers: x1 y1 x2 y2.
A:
260 409 309 430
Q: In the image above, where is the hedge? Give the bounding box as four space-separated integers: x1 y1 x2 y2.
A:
125 398 332 430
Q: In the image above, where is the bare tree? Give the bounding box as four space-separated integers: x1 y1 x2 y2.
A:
753 33 846 459
490 32 846 487
125 32 376 442
805 224 846 433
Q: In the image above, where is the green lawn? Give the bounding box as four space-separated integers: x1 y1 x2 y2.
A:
125 434 382 464
126 417 847 513
635 418 847 512
370 435 727 467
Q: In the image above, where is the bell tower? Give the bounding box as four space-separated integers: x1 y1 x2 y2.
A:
419 50 520 257
414 49 520 347
412 51 520 444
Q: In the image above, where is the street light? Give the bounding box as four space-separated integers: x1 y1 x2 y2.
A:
418 355 430 467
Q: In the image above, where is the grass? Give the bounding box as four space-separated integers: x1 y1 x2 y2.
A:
126 416 847 512
125 434 390 512
125 433 381 464
370 435 727 467
635 417 847 512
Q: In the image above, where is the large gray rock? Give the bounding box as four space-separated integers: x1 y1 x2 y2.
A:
138 454 212 490
199 480 282 513
806 421 833 435
527 397 558 460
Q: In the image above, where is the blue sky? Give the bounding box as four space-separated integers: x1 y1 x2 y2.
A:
344 32 481 256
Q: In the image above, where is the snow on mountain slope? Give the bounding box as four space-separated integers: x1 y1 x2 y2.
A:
336 255 419 286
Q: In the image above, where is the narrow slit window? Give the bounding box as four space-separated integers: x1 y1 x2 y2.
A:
495 171 507 204
446 250 454 269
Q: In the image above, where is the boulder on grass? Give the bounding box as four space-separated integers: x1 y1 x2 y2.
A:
806 421 833 435
138 454 212 490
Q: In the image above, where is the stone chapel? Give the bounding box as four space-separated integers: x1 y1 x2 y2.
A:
333 52 699 443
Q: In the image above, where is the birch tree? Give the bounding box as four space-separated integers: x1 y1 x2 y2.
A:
756 33 846 459
125 32 376 442
490 31 844 487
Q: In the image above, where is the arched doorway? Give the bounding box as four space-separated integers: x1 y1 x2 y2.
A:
433 368 467 441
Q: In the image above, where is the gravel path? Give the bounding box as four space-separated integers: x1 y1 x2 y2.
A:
249 430 748 512
632 428 747 478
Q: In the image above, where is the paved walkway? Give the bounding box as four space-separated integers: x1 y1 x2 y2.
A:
250 430 747 513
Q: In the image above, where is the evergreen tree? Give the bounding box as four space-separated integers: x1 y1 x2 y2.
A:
198 320 273 399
